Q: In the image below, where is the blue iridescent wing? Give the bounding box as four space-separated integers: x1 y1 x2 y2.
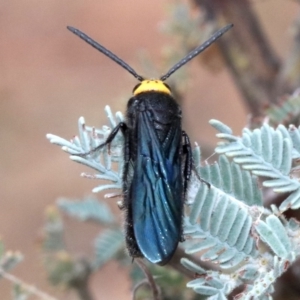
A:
130 110 183 264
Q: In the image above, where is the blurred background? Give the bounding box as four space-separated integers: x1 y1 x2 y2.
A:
0 0 299 299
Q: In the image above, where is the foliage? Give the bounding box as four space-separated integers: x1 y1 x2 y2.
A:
0 239 56 300
266 90 300 127
43 1 300 297
42 200 124 288
46 106 300 299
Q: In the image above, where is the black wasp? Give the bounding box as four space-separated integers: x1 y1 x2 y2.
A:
67 24 233 265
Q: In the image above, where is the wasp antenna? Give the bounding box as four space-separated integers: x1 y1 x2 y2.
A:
160 24 233 81
67 26 144 82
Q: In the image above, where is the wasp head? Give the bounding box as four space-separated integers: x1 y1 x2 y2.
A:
132 79 171 96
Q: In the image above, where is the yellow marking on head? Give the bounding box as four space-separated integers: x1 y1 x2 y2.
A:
133 80 171 96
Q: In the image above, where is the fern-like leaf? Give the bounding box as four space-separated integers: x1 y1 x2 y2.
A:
237 255 293 299
182 258 237 299
194 145 263 206
185 183 257 269
57 196 116 225
266 91 300 127
47 108 300 300
210 120 300 212
93 229 124 269
255 215 291 259
46 106 124 194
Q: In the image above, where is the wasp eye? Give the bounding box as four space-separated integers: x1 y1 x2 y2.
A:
132 83 141 94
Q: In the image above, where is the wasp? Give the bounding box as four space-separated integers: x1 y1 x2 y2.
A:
67 24 232 265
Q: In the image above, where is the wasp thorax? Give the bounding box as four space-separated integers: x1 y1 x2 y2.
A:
133 79 171 96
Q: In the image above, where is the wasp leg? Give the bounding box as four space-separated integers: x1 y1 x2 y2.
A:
96 122 127 151
182 131 193 196
182 131 210 188
179 131 193 243
182 132 211 189
122 129 143 259
79 122 127 156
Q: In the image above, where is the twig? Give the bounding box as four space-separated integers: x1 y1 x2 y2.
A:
75 285 94 300
193 0 281 119
69 259 94 300
0 268 58 300
276 12 300 96
134 259 161 300
132 278 149 300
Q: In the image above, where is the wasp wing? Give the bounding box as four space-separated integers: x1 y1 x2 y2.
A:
130 110 183 265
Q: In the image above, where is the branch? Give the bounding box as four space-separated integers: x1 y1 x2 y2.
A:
276 12 300 95
0 268 58 300
135 259 161 300
69 259 94 300
193 0 281 119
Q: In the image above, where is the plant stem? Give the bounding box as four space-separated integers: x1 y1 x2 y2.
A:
193 0 281 119
135 259 161 300
0 268 58 300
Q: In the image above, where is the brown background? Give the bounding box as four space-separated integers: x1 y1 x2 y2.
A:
0 0 298 299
